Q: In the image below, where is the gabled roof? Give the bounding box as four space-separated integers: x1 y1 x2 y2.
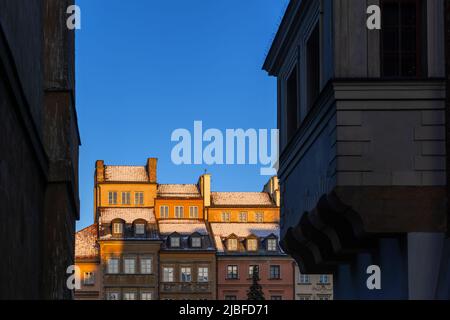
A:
157 184 201 198
99 208 156 224
104 165 149 182
75 224 99 260
211 192 275 207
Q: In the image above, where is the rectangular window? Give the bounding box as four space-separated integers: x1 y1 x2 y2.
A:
107 292 120 300
163 267 174 282
83 272 95 285
297 294 311 301
181 267 192 282
160 206 169 219
113 223 123 234
239 211 248 222
140 258 152 274
255 212 264 223
108 191 117 205
318 295 331 301
141 292 153 300
271 296 282 300
299 273 310 284
198 267 209 282
107 258 119 274
123 292 136 300
225 295 237 300
122 192 131 205
381 0 423 78
247 239 258 251
267 239 277 251
135 192 144 205
135 223 145 235
286 66 298 141
175 206 184 218
227 238 238 251
319 274 330 284
227 265 238 280
269 265 281 279
248 265 259 279
191 237 202 248
124 258 136 274
189 206 199 218
307 23 320 110
170 237 180 248
221 212 231 222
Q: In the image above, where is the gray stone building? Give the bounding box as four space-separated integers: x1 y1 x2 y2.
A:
263 0 449 299
0 0 80 299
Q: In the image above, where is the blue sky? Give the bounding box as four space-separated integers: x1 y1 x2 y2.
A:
75 0 289 230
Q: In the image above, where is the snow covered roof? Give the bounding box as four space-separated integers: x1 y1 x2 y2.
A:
158 184 201 198
210 223 280 253
75 224 99 260
211 192 274 206
104 166 149 182
99 208 156 224
158 219 208 235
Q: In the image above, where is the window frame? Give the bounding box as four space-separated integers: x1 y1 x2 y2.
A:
269 265 281 280
108 191 118 205
175 206 184 218
180 267 192 282
162 267 175 282
267 238 278 251
227 238 238 251
189 206 199 218
226 265 239 280
83 272 95 286
124 258 136 274
135 223 145 236
197 267 209 282
135 192 144 205
140 257 153 274
107 258 120 274
121 191 131 205
160 205 169 219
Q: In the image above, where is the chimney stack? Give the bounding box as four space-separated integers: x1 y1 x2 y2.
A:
95 160 105 184
147 158 158 183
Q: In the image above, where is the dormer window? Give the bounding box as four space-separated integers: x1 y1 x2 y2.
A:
135 223 145 235
247 238 258 251
227 238 238 251
112 222 123 235
267 238 277 251
170 236 180 248
191 237 202 248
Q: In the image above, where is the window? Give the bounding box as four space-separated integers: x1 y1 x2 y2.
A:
319 274 329 284
141 292 153 300
112 222 123 235
227 265 238 279
107 292 120 300
297 294 311 301
239 211 248 222
381 0 423 78
122 191 131 205
318 295 331 301
175 206 184 218
170 236 180 248
267 238 277 251
225 295 237 300
299 274 310 284
248 265 259 279
247 238 258 251
271 296 282 300
124 258 136 274
269 265 281 279
221 212 231 222
123 292 136 300
83 272 95 285
135 192 144 205
160 205 169 219
307 23 320 110
189 206 199 218
191 237 202 248
107 258 119 274
286 66 299 141
181 267 192 282
198 267 209 282
163 267 174 282
227 238 238 251
108 191 117 205
135 223 145 235
255 212 264 223
141 258 152 274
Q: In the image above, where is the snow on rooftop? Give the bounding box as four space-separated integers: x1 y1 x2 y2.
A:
210 223 279 252
104 166 149 182
158 184 200 198
211 192 274 206
158 219 208 235
75 224 99 259
99 208 156 224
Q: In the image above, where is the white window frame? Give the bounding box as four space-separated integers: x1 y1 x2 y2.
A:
191 237 201 248
113 222 123 234
163 267 174 282
255 212 264 222
170 236 181 248
121 191 131 205
123 292 136 300
248 265 259 278
181 267 192 282
239 211 248 222
160 205 169 218
107 258 119 274
198 267 209 282
299 274 310 284
108 191 117 205
141 292 153 300
135 192 144 205
247 238 258 251
319 274 329 284
140 258 152 274
135 223 145 235
267 238 277 251
124 258 136 274
189 206 199 218
221 212 231 222
175 206 184 218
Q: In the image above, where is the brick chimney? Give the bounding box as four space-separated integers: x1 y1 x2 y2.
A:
147 158 158 183
198 174 211 207
95 160 105 184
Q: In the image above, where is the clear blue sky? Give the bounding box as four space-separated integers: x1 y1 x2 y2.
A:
75 0 289 230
